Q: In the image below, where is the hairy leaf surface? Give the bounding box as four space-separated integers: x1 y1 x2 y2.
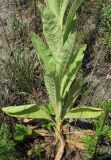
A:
63 79 83 115
31 32 55 73
2 104 53 121
64 0 83 42
44 72 61 116
45 0 60 17
38 3 63 59
64 107 103 119
61 44 86 98
57 17 77 77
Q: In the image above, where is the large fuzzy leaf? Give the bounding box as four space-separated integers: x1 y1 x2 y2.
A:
61 44 86 97
31 32 55 73
38 3 63 59
44 72 61 116
2 104 53 122
59 0 69 27
57 16 77 76
45 0 60 17
44 103 55 116
45 0 69 27
64 0 83 42
14 124 32 141
62 79 83 116
64 107 103 119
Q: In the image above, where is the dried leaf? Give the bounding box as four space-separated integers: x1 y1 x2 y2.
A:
62 124 69 134
34 129 51 137
67 130 95 151
27 149 33 158
44 136 55 158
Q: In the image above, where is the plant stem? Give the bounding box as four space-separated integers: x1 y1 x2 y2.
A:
55 128 65 160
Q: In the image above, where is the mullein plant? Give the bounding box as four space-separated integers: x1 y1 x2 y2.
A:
2 0 103 159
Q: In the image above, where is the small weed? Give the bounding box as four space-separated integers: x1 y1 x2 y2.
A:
33 144 43 158
82 135 97 159
0 123 25 160
83 100 111 159
1 16 41 101
1 49 39 100
11 19 27 43
0 123 15 160
83 84 95 97
100 1 111 61
12 19 26 31
14 124 32 141
11 50 36 94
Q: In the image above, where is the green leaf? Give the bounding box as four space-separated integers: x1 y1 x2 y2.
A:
102 100 111 112
57 16 77 77
38 3 63 59
59 0 69 27
45 0 69 27
64 0 83 41
45 103 55 115
14 124 32 141
61 44 86 97
44 72 61 116
31 32 55 73
2 104 53 122
42 122 53 131
45 0 60 17
62 79 83 117
34 145 43 157
64 107 103 119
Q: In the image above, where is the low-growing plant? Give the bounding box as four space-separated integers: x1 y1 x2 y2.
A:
93 100 111 158
0 123 26 160
0 49 38 99
100 1 111 62
83 100 111 159
2 0 103 159
82 135 97 159
33 144 43 158
12 19 26 31
14 124 32 141
11 18 27 44
11 50 36 95
101 2 111 50
0 123 16 160
101 2 111 32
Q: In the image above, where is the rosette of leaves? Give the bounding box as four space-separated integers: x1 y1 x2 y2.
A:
2 0 102 159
